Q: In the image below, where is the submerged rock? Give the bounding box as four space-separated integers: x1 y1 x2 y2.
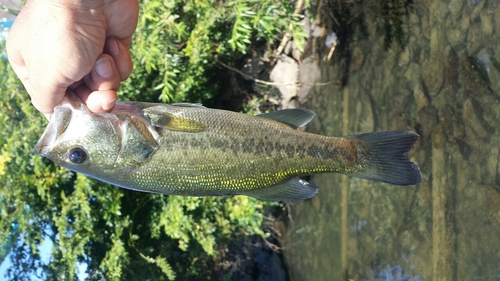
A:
463 97 493 149
270 55 299 108
297 56 320 103
418 105 439 143
421 56 444 96
350 46 365 73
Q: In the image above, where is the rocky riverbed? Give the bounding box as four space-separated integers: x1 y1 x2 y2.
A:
277 0 500 280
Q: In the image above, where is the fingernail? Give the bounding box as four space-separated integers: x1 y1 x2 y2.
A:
107 37 119 56
95 58 113 78
101 98 116 111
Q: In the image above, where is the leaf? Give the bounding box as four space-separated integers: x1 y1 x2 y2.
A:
153 83 165 90
155 256 176 280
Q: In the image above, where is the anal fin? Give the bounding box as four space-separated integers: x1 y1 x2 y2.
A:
243 178 318 202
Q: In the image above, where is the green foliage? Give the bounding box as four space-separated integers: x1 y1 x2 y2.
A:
0 56 267 280
227 0 308 53
121 0 308 104
150 196 265 255
0 0 306 279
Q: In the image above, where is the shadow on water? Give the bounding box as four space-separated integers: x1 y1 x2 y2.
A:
282 0 500 280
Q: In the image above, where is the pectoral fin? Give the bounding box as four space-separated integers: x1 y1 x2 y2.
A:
243 178 318 201
257 109 315 129
144 108 207 133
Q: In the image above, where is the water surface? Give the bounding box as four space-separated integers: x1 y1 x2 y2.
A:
283 1 500 280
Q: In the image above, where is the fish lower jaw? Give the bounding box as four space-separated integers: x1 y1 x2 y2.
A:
34 132 56 156
33 143 51 156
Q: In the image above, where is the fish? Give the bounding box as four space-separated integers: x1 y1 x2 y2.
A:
34 93 422 201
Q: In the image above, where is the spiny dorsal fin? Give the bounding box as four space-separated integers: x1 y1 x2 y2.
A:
257 108 315 129
171 103 205 108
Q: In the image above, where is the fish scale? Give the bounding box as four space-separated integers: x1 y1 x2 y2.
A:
116 119 366 194
34 94 422 201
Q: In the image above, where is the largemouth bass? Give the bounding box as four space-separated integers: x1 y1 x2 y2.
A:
34 94 422 201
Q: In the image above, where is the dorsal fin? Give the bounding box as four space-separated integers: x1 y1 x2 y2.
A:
171 103 205 107
257 108 315 129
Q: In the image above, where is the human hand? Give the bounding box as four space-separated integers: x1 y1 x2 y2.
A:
6 0 139 116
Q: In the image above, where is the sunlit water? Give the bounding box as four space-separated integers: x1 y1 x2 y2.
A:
282 1 500 280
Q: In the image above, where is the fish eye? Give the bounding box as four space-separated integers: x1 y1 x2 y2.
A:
68 147 87 164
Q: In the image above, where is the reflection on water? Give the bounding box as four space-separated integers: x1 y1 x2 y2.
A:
282 1 500 280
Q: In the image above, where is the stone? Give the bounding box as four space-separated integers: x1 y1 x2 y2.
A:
460 10 470 32
480 12 493 36
297 56 320 104
463 97 492 149
418 105 439 143
349 46 364 72
415 90 429 113
310 24 327 38
430 25 446 56
495 6 500 37
476 48 500 93
495 44 500 68
403 65 413 81
452 118 465 140
439 105 458 141
430 1 448 23
448 0 465 19
470 0 486 21
421 13 430 40
432 124 446 149
398 47 410 67
446 28 467 48
489 187 500 230
468 19 486 55
409 11 420 25
463 98 490 139
443 48 459 89
283 40 293 56
270 55 299 106
404 62 421 83
356 95 374 133
487 146 499 180
421 56 444 96
291 40 303 62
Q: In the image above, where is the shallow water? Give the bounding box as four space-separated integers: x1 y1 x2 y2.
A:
282 1 500 280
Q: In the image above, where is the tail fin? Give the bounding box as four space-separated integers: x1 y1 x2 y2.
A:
347 131 422 186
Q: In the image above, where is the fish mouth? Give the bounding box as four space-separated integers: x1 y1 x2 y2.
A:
34 106 72 156
34 93 85 156
34 121 56 156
